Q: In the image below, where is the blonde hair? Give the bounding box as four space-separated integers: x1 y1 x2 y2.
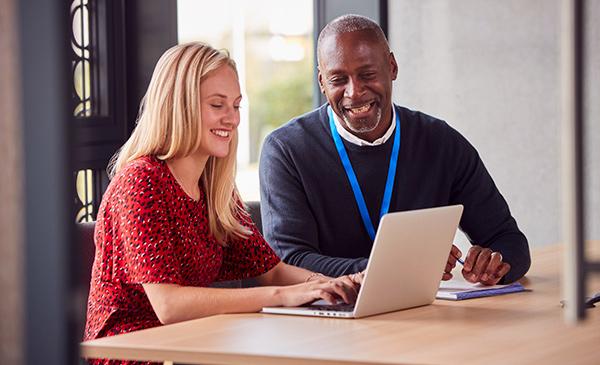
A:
108 42 251 244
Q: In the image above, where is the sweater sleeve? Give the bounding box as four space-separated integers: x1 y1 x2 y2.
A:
259 134 368 277
447 126 531 283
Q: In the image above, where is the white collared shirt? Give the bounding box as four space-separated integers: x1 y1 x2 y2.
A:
332 105 396 146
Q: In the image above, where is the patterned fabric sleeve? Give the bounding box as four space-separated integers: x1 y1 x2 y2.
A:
217 201 280 282
113 162 184 285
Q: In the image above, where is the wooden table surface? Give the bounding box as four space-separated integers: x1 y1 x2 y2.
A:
81 244 600 365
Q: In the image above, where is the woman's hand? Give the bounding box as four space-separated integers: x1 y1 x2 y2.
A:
277 275 360 307
348 270 365 285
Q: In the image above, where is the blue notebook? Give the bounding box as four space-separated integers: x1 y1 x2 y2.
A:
436 279 527 300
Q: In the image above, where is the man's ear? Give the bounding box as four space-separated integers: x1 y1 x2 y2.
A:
389 52 398 80
317 69 326 94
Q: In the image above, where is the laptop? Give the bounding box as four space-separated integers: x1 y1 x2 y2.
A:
262 205 464 319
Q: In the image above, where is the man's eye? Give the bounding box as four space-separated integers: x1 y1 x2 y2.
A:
234 105 241 110
329 78 345 85
362 72 376 79
211 104 223 108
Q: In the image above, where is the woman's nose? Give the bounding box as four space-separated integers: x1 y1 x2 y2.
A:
222 107 239 127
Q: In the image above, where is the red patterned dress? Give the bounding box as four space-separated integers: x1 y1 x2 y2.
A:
83 156 280 365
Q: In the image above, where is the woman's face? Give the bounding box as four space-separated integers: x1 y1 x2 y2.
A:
197 65 242 158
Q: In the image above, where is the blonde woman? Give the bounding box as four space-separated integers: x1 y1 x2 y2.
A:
83 42 361 363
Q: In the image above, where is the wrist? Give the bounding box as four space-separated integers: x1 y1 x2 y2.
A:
305 272 325 282
271 286 285 307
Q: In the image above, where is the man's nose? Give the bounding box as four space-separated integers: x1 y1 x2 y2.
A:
344 78 365 99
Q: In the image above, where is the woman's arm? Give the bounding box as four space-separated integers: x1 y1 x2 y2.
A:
254 261 318 286
256 261 365 286
143 284 278 324
143 272 360 325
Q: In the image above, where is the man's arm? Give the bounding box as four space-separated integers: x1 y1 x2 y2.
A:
259 134 368 277
448 126 531 283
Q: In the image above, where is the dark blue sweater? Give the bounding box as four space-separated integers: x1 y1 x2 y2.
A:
259 104 530 283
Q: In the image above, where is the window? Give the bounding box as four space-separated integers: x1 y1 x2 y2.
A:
177 0 314 201
71 0 128 222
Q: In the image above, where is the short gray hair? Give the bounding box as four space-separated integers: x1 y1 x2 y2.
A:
317 14 389 61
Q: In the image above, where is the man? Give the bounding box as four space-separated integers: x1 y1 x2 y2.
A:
259 14 530 285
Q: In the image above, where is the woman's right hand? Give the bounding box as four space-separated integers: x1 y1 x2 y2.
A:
276 276 360 307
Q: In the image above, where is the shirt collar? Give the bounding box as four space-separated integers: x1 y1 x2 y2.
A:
332 105 396 147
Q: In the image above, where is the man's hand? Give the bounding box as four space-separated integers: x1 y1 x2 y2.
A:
462 245 511 285
442 244 462 280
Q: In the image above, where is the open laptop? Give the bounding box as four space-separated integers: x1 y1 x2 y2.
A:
262 205 464 319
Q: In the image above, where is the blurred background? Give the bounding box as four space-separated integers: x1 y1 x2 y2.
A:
0 0 598 364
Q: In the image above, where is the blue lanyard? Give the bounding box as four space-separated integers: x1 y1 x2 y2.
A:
328 106 401 241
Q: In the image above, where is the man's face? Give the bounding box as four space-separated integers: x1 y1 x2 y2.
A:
318 30 398 140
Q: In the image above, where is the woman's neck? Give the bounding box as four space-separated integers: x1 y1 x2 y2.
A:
166 152 209 201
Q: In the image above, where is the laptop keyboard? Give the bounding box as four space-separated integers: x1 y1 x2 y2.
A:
306 303 355 312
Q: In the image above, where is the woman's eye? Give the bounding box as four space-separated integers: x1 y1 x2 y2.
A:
210 104 223 108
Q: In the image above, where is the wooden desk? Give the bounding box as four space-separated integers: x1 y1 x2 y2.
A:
81 245 600 365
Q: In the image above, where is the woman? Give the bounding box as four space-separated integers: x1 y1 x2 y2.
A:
83 42 361 364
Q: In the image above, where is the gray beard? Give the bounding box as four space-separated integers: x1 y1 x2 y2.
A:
342 107 382 134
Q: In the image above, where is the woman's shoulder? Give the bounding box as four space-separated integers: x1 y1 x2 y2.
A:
106 156 174 200
120 155 164 174
115 156 168 183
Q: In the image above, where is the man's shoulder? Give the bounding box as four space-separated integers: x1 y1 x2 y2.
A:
395 104 451 132
397 105 478 160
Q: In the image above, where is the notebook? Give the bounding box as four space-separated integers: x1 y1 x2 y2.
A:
436 278 527 300
262 205 464 318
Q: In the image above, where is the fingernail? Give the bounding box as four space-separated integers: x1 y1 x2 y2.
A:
482 274 488 281
470 274 477 281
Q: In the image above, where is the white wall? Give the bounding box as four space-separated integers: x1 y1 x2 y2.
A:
389 0 599 247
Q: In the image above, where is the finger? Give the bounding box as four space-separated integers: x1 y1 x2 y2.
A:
348 274 363 287
481 252 503 283
327 280 354 304
340 275 359 291
495 262 511 281
316 288 337 305
342 279 359 303
462 269 478 283
447 253 457 268
480 275 498 286
481 262 511 285
462 246 485 282
446 245 461 267
471 248 492 280
351 274 363 286
450 244 462 260
463 246 482 272
442 272 453 281
445 262 455 273
338 276 359 300
350 272 365 285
